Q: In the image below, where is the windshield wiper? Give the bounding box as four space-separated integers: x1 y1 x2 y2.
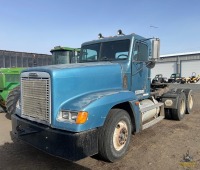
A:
79 60 97 63
100 56 112 61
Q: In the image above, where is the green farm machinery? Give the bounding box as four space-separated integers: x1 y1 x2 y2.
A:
51 46 80 64
0 47 80 115
0 68 23 114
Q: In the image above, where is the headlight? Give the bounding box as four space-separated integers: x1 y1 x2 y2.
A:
60 110 88 124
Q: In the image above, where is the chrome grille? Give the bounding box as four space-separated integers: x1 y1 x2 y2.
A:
21 72 51 124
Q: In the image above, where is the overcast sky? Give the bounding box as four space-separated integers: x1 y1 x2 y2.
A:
0 0 200 55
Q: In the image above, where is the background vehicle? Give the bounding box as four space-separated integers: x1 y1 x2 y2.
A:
12 31 193 162
152 74 168 83
0 46 80 115
168 73 182 83
0 68 23 113
181 72 200 84
180 76 190 84
189 72 200 83
50 46 80 64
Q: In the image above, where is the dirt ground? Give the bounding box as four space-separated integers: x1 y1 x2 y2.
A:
0 84 200 170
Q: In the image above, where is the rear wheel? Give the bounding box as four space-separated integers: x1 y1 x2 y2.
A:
6 86 20 115
98 109 132 162
172 92 186 120
184 89 193 114
164 108 172 119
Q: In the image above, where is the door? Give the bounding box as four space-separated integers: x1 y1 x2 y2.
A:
181 60 200 77
132 41 150 98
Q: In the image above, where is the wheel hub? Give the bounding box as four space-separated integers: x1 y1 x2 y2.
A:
188 94 193 109
180 99 186 115
118 128 128 145
113 121 128 151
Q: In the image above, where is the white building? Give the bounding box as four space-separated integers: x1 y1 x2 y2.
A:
151 51 200 78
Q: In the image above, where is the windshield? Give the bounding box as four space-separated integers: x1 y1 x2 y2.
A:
79 39 130 62
52 50 77 64
171 74 175 78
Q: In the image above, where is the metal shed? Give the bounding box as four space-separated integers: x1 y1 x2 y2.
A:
151 51 200 78
0 50 52 68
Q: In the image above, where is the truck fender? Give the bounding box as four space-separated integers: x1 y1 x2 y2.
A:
59 90 139 131
84 91 140 132
161 88 181 109
164 88 193 113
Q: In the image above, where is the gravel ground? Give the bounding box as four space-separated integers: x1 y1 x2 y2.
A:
0 84 200 170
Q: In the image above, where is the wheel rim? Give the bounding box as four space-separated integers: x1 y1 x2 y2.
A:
15 99 21 114
113 120 128 151
188 94 193 109
16 100 20 109
180 99 186 116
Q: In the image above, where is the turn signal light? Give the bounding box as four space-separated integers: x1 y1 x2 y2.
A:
76 111 88 124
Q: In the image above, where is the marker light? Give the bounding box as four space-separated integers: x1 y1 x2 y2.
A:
117 29 125 36
98 33 104 39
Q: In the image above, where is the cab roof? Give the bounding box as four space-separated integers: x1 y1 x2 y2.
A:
50 46 80 53
81 33 146 46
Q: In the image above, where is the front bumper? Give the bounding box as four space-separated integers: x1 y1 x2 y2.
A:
11 114 98 161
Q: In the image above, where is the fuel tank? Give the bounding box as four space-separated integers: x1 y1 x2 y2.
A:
139 98 160 122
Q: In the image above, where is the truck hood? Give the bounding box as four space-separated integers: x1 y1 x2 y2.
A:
22 62 123 111
23 62 119 72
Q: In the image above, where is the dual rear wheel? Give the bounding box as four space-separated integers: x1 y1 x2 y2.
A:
165 89 193 121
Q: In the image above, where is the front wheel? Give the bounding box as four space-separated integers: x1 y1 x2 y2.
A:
98 109 132 162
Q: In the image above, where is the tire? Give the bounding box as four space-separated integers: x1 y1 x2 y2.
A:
184 89 193 114
98 109 132 162
164 108 172 119
6 86 20 115
171 92 186 120
0 105 6 113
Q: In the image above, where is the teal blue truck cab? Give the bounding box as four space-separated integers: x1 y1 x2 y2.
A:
12 31 193 162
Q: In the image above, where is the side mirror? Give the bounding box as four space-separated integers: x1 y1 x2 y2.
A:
152 38 160 60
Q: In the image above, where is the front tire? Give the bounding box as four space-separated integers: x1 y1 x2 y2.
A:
98 109 132 162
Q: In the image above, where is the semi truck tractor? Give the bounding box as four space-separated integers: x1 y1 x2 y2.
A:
12 30 193 162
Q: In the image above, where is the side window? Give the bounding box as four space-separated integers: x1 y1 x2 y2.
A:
133 42 148 61
82 49 97 61
80 43 99 62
